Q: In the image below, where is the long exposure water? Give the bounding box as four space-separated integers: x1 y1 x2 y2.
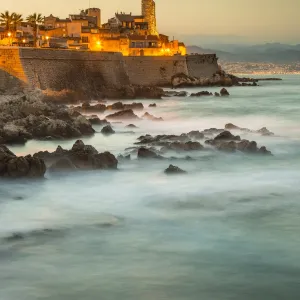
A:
1 75 300 300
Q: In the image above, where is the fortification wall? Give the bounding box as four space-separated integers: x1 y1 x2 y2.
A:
124 56 188 86
0 48 219 95
186 54 219 78
18 48 130 93
0 47 28 92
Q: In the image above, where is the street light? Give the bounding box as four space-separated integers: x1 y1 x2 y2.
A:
7 32 12 46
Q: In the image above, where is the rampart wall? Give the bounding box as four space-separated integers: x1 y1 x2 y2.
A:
124 56 188 86
0 48 219 94
186 54 219 78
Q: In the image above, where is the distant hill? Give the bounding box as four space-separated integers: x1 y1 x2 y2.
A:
187 43 300 63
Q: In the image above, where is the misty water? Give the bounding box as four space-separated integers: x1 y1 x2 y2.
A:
1 75 300 300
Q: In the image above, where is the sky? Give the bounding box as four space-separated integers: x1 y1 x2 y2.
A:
2 0 300 44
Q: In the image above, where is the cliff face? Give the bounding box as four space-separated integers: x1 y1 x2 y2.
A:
0 48 219 95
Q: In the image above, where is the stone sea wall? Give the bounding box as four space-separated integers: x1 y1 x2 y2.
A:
0 47 219 93
186 54 219 78
124 56 188 86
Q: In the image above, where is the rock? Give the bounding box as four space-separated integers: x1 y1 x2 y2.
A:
203 128 224 135
220 88 230 96
137 148 162 159
72 140 85 152
88 116 109 126
126 124 138 128
225 123 240 130
215 92 220 97
190 91 213 97
92 152 118 169
142 112 164 122
49 157 77 172
106 109 139 120
0 96 95 144
214 131 241 141
188 131 205 140
80 103 106 112
164 164 187 175
134 86 164 99
101 125 115 135
35 140 118 172
163 91 188 97
257 127 274 136
149 103 157 107
106 102 144 111
0 145 46 178
0 124 32 144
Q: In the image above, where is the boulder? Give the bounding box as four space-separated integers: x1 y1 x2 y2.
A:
220 88 230 96
214 131 241 141
214 92 220 97
188 131 205 140
35 140 118 171
225 123 240 130
126 124 138 128
149 103 157 107
137 147 162 159
101 125 115 135
164 164 187 175
134 86 164 99
88 116 109 126
48 157 77 172
163 91 188 97
190 91 213 97
142 112 163 122
106 109 139 120
0 145 46 178
257 127 274 136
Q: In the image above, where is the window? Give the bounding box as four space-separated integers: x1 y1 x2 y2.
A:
82 36 89 43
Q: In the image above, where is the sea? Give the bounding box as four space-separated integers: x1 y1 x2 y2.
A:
1 75 300 300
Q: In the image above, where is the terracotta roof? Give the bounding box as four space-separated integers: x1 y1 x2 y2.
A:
115 14 135 22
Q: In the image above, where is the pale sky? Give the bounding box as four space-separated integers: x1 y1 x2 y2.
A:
2 0 300 44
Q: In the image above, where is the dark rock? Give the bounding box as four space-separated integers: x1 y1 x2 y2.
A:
149 103 157 107
190 91 213 97
126 124 138 128
137 147 162 159
164 164 187 175
257 127 274 136
0 145 46 178
35 140 118 172
88 116 109 126
106 102 144 111
49 157 77 172
163 91 188 97
188 131 205 140
101 125 115 135
225 123 240 130
106 109 139 120
220 88 230 96
203 128 224 135
134 86 164 99
214 131 241 141
142 112 163 121
215 92 220 97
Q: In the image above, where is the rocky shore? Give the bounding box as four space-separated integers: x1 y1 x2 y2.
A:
0 87 276 179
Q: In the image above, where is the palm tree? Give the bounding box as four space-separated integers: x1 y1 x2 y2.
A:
26 13 43 47
11 13 23 33
0 11 14 31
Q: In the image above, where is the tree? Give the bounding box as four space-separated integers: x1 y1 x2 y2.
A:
11 13 23 33
26 13 43 47
0 11 14 31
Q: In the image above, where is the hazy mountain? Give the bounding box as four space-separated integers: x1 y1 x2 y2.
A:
187 43 300 63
